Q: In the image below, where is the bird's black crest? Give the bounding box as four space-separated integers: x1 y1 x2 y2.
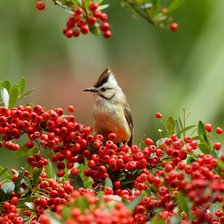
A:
94 68 111 88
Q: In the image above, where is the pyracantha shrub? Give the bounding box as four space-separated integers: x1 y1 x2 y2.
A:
0 79 223 223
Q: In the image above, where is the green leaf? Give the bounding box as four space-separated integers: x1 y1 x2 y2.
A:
1 181 15 195
87 144 98 154
14 168 26 193
175 120 181 138
89 25 101 36
48 215 62 224
1 88 9 108
0 165 11 179
198 121 209 144
178 117 184 130
8 86 19 109
69 174 84 190
186 156 196 165
18 88 34 100
24 202 35 210
180 125 196 134
169 216 180 224
0 80 10 107
18 77 26 95
0 188 5 201
13 145 31 157
166 0 186 14
150 214 166 224
0 181 15 201
23 176 32 192
176 192 190 215
73 196 89 213
166 117 175 135
105 177 113 188
33 168 43 187
125 194 143 211
218 159 224 169
44 159 56 179
198 143 211 154
210 150 218 159
1 80 10 91
98 4 109 11
28 146 39 156
105 195 122 202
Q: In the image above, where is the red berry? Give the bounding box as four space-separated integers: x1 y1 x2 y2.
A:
103 30 112 38
57 169 65 177
155 112 163 119
70 168 78 176
152 176 160 186
65 29 73 38
170 23 178 32
104 186 113 195
145 138 154 146
216 127 223 134
184 136 192 143
100 22 110 32
158 186 168 195
10 196 19 205
113 180 121 189
73 29 80 37
164 163 173 173
108 133 117 142
89 2 98 12
215 209 223 217
75 8 83 15
14 217 24 224
80 25 89 34
214 142 221 150
56 108 64 116
68 105 75 112
36 1 45 10
99 13 108 22
205 123 212 132
87 16 97 26
25 141 34 149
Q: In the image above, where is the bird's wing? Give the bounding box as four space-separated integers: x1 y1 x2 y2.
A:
124 104 134 147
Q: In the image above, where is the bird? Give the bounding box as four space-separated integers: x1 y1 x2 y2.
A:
84 68 133 146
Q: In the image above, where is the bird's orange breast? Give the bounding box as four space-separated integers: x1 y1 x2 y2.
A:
93 112 131 143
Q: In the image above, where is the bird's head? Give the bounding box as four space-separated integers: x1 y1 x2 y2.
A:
84 68 125 101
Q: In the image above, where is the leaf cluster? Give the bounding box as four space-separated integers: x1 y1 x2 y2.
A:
0 78 33 109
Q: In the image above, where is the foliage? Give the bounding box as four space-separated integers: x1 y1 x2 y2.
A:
0 79 223 223
35 0 184 39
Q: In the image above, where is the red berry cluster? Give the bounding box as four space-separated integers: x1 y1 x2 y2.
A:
0 200 23 224
34 171 73 216
0 105 224 223
2 170 74 223
0 105 93 177
27 154 48 168
0 184 23 224
205 123 223 150
63 2 112 38
119 134 223 223
55 188 134 224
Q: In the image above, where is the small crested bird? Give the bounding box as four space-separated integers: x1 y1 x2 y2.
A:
84 68 133 146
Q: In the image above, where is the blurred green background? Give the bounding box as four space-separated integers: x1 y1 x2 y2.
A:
1 0 224 168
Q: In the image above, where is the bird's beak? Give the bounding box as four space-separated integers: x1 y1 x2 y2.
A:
83 87 98 93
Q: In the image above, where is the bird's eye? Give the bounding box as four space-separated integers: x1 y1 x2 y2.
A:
101 87 106 92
